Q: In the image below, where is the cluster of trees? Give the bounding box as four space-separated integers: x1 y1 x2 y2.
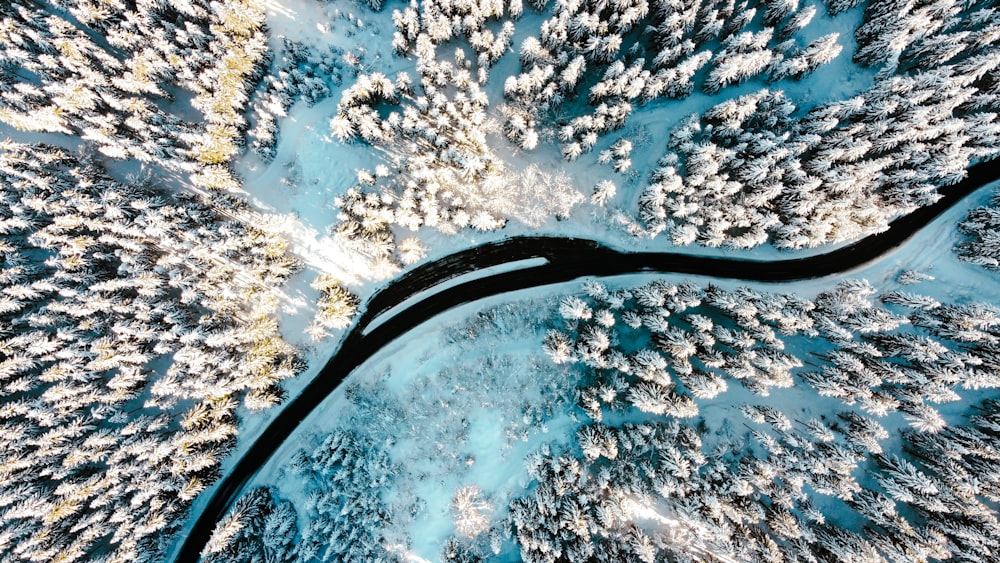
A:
638 89 796 245
957 192 1000 270
328 0 627 254
505 274 1000 561
322 0 1000 255
289 429 400 561
551 275 1000 437
596 138 634 174
202 487 298 562
209 269 1000 561
330 71 581 233
181 0 268 172
2 0 370 329
640 71 1000 247
1 0 188 158
203 429 400 561
0 0 268 191
507 423 718 562
323 0 1000 256
330 57 513 233
307 273 362 341
210 300 582 562
804 280 1000 425
0 142 304 561
506 410 993 561
546 278 810 418
895 401 1000 560
500 0 840 156
854 0 998 70
391 0 515 75
249 39 349 161
637 0 1000 248
0 1 377 560
329 43 585 249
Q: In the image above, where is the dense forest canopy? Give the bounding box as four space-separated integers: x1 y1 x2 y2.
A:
0 0 998 561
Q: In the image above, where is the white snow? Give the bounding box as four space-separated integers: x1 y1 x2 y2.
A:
234 0 883 330
224 176 1000 560
172 0 1000 559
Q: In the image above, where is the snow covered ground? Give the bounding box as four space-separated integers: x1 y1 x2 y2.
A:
180 0 1000 559
5 0 999 560
221 172 1000 560
235 0 880 315
207 0 890 472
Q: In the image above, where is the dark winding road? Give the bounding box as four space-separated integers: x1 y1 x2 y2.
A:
175 159 998 561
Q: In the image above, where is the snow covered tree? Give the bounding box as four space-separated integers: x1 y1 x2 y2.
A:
311 274 361 330
452 485 493 538
203 487 298 562
0 140 303 561
591 179 617 206
957 198 1000 270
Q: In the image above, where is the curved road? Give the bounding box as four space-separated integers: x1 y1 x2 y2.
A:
175 160 997 561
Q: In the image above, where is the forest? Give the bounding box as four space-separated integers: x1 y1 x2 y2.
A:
323 0 1000 252
212 254 1000 561
0 0 998 561
0 1 312 560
